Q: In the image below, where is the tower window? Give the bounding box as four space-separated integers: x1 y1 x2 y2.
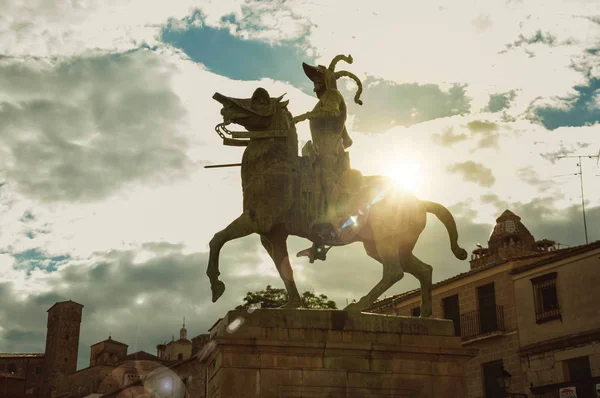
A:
64 358 68 363
178 353 183 360
65 333 69 340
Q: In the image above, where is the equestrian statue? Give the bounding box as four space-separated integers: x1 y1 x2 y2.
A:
206 54 468 316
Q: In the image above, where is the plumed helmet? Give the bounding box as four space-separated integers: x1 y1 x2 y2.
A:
302 54 363 105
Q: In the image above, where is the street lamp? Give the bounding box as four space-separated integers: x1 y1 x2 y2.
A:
497 366 512 391
497 367 528 398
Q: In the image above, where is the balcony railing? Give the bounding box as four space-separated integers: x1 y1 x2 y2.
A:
460 305 505 340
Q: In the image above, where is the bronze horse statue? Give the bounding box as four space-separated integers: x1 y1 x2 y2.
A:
207 87 467 316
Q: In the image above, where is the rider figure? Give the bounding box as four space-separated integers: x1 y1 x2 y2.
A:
293 54 363 263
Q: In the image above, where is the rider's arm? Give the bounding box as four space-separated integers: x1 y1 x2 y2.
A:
293 91 343 123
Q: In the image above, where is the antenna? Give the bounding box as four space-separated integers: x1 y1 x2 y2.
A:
555 151 600 245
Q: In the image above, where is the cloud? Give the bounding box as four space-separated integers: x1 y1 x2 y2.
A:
0 49 191 202
446 161 496 187
432 127 469 147
343 78 471 133
501 30 560 54
465 120 501 149
10 249 70 275
516 165 555 193
0 237 268 367
485 91 517 113
465 121 499 133
532 75 600 130
160 10 316 93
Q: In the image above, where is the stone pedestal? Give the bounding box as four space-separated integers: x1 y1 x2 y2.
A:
201 309 476 397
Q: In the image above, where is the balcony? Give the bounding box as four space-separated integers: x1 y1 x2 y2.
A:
460 305 506 342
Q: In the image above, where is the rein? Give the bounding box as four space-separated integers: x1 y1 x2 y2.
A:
215 123 289 147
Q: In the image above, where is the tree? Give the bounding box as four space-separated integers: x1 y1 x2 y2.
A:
236 285 337 309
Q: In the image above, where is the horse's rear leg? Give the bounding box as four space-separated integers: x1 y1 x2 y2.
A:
260 231 302 308
345 239 406 313
207 212 257 303
404 254 434 317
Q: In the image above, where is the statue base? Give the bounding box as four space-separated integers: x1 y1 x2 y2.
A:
201 309 476 397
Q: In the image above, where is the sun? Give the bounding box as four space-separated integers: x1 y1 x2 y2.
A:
386 159 422 193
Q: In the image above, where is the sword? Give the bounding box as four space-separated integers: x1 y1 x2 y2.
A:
204 163 242 169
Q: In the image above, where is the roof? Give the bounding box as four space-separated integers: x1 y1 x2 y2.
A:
208 318 223 333
510 240 600 275
122 351 160 361
368 248 571 311
47 300 84 312
175 338 192 345
91 337 128 347
0 353 44 358
496 209 519 222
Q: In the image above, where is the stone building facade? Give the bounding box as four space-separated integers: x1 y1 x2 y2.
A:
0 300 200 397
0 300 83 397
512 241 600 397
368 210 599 398
43 301 84 396
0 353 45 396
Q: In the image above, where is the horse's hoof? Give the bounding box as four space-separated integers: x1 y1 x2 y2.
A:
211 280 226 303
420 308 432 318
453 247 468 260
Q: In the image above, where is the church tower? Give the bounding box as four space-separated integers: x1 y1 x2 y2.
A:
469 209 557 269
180 317 187 340
43 300 84 396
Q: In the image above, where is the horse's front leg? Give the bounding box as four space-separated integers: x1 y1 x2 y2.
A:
207 212 257 303
260 230 302 308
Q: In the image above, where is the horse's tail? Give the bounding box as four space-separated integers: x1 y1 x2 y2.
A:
423 200 468 260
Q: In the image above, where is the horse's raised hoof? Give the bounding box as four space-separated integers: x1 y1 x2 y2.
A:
211 280 226 303
453 247 468 260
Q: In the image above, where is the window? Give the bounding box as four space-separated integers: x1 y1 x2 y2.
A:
443 295 461 336
567 356 592 382
482 360 505 398
124 373 140 384
531 272 561 323
411 306 421 317
35 367 42 375
7 362 17 373
64 358 68 363
178 353 183 360
65 333 69 340
478 283 498 333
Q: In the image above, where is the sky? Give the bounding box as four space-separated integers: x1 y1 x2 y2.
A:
1 0 600 370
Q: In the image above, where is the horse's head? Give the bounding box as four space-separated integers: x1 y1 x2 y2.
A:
213 87 290 131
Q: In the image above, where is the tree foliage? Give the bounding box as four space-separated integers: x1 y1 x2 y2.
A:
236 285 337 310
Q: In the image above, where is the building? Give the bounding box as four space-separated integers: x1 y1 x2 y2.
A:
0 301 200 397
368 209 600 398
512 240 600 397
0 300 82 398
156 318 192 361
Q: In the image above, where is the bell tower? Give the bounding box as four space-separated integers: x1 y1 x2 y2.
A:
43 300 84 396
